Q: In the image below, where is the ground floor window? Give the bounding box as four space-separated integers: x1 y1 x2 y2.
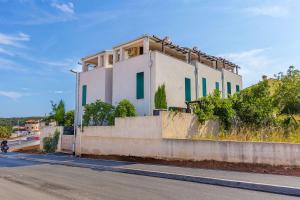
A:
82 85 87 106
236 84 240 92
227 82 231 95
185 78 191 102
136 72 144 99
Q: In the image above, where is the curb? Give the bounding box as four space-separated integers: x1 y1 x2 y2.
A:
2 154 300 197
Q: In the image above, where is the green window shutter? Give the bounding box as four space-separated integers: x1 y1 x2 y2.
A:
82 85 87 106
236 85 240 92
215 82 220 91
202 78 207 97
227 82 231 96
185 78 191 102
136 72 144 99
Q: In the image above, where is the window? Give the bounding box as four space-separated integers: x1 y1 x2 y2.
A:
136 72 144 99
227 82 231 96
108 54 113 64
185 78 191 102
100 55 104 67
82 85 87 106
202 78 207 97
236 85 240 92
116 50 120 62
215 82 220 91
139 46 144 55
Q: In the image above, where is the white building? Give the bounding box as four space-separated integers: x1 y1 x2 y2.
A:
76 35 242 122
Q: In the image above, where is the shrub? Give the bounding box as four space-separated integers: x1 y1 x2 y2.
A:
115 99 137 118
0 126 12 139
64 110 74 127
50 100 65 126
233 81 277 127
154 84 167 109
192 90 235 129
83 100 115 126
43 129 60 153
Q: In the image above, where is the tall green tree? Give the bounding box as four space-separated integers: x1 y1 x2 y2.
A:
274 66 300 116
51 100 66 126
64 110 75 127
154 84 167 109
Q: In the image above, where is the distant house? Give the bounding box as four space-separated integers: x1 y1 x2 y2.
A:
76 34 242 122
25 120 40 133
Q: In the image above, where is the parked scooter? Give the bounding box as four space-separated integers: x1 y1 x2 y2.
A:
0 140 9 153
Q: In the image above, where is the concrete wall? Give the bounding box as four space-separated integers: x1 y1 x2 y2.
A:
161 112 220 139
61 135 74 152
40 126 63 151
76 112 300 166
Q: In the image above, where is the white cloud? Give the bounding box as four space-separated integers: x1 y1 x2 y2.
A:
0 47 13 56
246 5 289 17
54 90 63 94
0 32 30 47
51 2 74 14
0 57 26 71
0 91 27 100
220 48 284 87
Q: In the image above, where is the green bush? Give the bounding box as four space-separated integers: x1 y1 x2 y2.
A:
83 100 115 126
43 129 60 153
154 84 167 109
192 90 235 129
0 126 12 139
115 99 137 118
64 110 74 127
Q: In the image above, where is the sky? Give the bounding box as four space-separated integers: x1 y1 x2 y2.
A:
0 0 299 117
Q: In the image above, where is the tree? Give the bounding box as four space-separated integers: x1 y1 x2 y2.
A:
83 100 115 126
115 99 137 118
50 100 65 126
154 84 167 109
64 110 75 127
274 66 300 116
0 126 12 139
233 80 276 127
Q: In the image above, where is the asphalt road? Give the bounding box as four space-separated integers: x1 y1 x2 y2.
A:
0 156 298 200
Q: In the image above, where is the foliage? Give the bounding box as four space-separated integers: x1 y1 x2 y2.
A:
83 100 115 126
0 117 43 127
154 84 167 109
0 126 12 139
64 110 75 127
50 100 65 126
43 129 60 153
114 99 137 118
192 90 235 129
233 80 277 127
274 66 300 115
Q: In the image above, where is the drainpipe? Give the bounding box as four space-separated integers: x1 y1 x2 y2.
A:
192 62 199 99
149 51 153 115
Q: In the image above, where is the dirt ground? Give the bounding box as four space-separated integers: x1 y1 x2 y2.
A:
15 146 300 177
82 154 300 177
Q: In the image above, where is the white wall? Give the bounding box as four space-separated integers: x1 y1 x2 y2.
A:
78 67 113 121
197 62 222 98
76 112 300 166
154 52 196 108
112 53 152 116
222 69 243 97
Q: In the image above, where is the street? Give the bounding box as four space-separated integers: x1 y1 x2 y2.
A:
0 153 299 200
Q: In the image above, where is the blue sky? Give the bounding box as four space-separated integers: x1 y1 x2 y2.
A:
0 0 299 117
